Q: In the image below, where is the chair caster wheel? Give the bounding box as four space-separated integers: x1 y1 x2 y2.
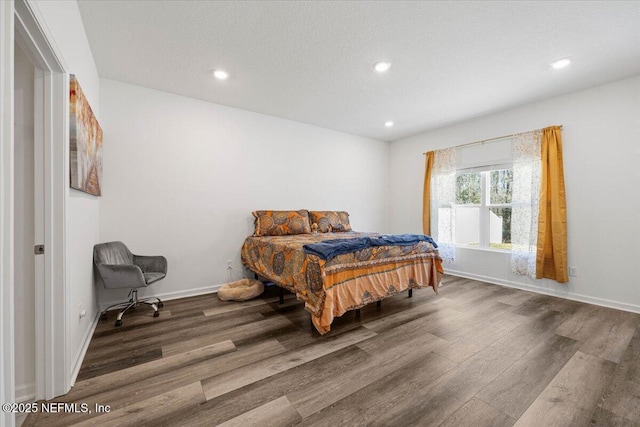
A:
153 311 160 318
158 302 164 308
115 319 122 327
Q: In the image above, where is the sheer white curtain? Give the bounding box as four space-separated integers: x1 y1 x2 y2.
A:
511 130 542 277
430 148 456 263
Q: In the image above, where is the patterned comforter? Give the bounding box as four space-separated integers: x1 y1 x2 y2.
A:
241 232 444 334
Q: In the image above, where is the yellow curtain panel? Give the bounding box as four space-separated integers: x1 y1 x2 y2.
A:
422 151 435 235
536 126 568 283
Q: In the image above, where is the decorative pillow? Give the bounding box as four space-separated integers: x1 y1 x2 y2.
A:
252 210 311 236
309 211 352 233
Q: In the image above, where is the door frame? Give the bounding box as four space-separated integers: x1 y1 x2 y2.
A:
1 0 17 425
2 1 69 418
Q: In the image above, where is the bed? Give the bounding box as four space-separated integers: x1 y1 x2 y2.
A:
240 210 443 334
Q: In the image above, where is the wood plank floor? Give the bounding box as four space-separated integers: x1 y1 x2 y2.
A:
23 276 640 426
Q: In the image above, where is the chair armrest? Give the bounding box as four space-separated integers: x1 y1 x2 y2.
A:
95 264 146 289
133 255 168 274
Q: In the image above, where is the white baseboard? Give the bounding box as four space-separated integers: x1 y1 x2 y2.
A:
98 283 223 311
445 269 640 314
68 310 101 388
15 383 35 403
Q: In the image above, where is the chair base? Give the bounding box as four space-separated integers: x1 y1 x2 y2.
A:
100 289 163 327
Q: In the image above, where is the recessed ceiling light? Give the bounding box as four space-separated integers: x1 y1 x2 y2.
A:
213 70 229 80
374 61 391 73
384 121 394 128
550 58 571 69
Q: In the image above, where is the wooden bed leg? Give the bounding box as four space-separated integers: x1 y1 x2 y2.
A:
355 308 361 317
279 287 284 304
376 300 381 308
408 289 413 298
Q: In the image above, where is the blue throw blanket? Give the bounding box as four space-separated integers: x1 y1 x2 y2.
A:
303 234 438 260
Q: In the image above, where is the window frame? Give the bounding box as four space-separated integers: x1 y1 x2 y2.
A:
453 163 513 251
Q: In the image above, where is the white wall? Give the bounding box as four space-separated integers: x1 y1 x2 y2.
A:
31 0 101 385
390 76 640 312
98 79 390 304
14 43 35 403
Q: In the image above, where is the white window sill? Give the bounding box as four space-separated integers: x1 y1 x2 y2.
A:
454 245 511 254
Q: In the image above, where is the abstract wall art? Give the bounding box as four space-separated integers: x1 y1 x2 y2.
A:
69 74 103 196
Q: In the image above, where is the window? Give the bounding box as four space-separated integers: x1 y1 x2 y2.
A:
454 166 512 250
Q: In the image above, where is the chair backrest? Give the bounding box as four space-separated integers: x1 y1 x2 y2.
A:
94 241 134 266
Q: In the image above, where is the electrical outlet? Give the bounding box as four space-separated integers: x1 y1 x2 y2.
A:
226 260 233 270
569 266 578 277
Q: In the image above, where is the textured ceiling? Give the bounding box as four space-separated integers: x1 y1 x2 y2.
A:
77 1 640 142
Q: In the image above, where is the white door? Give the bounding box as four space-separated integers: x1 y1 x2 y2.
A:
13 42 39 404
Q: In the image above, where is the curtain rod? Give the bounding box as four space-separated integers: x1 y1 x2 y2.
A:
422 125 563 155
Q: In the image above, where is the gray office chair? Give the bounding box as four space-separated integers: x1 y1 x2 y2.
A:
94 241 167 326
